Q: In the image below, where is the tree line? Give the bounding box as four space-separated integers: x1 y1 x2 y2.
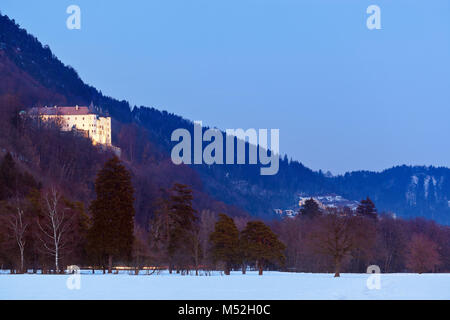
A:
1 150 448 276
0 153 286 275
273 198 449 276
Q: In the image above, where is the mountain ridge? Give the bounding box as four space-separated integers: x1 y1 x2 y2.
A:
1 13 449 224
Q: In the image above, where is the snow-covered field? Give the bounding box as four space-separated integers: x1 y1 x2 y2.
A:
0 270 449 300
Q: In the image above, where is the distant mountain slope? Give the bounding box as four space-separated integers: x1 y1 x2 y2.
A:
1 13 449 224
332 166 450 223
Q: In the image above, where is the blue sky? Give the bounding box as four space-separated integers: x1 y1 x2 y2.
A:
1 0 450 174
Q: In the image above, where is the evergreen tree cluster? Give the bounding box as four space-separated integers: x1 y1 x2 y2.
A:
0 151 449 276
88 156 135 273
208 214 286 276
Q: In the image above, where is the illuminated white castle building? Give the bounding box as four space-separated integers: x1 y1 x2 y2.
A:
29 105 112 146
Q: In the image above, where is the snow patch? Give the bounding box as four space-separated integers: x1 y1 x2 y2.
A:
0 271 449 300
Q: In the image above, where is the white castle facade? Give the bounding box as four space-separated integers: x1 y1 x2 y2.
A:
29 105 112 146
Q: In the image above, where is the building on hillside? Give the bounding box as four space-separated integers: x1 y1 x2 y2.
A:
274 208 297 218
298 194 360 211
276 194 361 219
28 105 112 146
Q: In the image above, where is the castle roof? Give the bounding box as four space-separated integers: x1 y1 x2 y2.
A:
28 106 91 116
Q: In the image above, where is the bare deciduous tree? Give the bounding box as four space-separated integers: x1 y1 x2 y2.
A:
406 233 441 273
309 209 357 277
198 210 216 268
190 226 201 276
37 187 74 273
7 198 28 273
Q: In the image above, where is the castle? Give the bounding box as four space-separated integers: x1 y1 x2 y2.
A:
28 105 112 146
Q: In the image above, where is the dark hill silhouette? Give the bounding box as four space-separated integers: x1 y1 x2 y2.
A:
1 13 449 224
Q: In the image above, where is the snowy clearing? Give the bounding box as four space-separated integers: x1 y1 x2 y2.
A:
0 271 449 300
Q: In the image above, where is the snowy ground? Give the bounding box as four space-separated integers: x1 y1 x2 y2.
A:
0 270 449 300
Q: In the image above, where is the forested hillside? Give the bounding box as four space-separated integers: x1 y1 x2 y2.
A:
1 13 449 224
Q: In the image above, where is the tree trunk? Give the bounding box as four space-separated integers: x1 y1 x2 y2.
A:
55 249 59 273
242 263 246 274
334 258 341 277
258 265 263 276
32 259 37 274
108 255 112 274
19 248 24 274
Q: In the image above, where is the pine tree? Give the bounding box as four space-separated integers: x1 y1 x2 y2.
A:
0 153 39 201
65 200 90 266
167 183 197 273
0 153 17 199
356 197 377 220
299 198 321 219
210 213 240 275
240 221 286 275
88 156 135 273
149 189 172 266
